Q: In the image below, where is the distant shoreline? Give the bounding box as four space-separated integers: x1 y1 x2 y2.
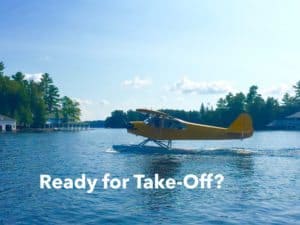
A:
1 127 299 134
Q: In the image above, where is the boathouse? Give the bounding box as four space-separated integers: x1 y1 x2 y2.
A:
0 114 17 132
267 111 300 130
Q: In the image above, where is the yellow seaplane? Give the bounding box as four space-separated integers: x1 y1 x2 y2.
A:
126 109 253 149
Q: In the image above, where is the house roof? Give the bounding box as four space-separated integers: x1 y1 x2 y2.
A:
0 114 16 122
286 111 300 119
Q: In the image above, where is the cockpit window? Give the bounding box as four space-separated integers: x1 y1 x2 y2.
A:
144 116 186 130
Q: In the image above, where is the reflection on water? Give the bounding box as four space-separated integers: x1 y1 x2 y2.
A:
112 144 254 156
233 156 254 175
1 130 300 225
143 155 181 178
137 155 182 212
113 143 257 216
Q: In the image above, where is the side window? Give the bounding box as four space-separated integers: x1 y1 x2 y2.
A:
162 119 186 130
144 117 161 128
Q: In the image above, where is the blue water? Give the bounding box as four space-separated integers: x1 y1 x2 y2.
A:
1 130 300 224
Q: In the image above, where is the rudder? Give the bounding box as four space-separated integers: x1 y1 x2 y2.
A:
228 113 253 137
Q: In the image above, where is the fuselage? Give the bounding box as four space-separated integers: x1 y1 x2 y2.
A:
127 119 253 140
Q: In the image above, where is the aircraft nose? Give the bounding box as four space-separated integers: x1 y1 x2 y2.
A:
126 122 135 130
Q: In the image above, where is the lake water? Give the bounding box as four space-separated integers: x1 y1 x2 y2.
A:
1 130 300 224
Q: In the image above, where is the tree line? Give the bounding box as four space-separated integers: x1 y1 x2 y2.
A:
0 62 81 128
105 81 300 130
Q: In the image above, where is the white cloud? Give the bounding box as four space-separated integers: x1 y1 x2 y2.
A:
73 98 93 105
176 96 184 102
39 55 51 62
72 98 111 121
170 76 233 95
160 95 167 102
24 73 43 82
73 98 110 106
261 84 294 98
99 99 110 105
72 98 115 121
122 76 152 89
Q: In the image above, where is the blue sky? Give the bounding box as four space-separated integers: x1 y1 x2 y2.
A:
1 0 300 120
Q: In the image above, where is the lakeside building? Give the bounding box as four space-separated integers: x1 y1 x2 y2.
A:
0 114 17 132
267 112 300 130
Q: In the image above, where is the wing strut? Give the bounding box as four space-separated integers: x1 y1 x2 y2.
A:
138 138 172 150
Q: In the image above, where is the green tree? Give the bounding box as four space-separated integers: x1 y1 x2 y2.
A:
10 72 32 126
29 81 46 127
281 92 297 116
263 97 280 124
214 92 246 126
104 110 128 128
200 103 206 116
293 81 300 103
0 62 4 76
40 73 60 114
61 96 81 123
12 72 26 84
246 86 258 109
282 93 294 107
127 110 145 121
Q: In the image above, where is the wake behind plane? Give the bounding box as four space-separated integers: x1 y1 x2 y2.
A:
126 109 253 149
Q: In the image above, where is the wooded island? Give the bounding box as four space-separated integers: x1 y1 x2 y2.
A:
0 62 80 128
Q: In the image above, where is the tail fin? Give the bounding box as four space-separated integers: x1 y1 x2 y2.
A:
228 113 253 138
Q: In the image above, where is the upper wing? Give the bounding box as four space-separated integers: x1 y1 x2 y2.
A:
136 108 173 119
